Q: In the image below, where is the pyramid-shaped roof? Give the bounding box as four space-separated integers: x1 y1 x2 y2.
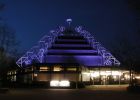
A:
16 19 120 68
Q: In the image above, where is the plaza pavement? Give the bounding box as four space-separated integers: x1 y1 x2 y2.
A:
0 85 140 100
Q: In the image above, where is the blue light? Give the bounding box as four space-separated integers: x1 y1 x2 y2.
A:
16 26 64 67
75 26 120 66
16 22 120 68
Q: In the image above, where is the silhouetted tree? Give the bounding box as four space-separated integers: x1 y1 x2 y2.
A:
0 3 19 86
111 0 140 68
127 0 140 35
111 33 140 68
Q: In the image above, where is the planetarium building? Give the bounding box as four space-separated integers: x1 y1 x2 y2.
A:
8 19 132 87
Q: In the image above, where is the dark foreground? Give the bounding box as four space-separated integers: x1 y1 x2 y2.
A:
0 85 140 100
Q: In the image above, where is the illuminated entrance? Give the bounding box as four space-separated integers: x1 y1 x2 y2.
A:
82 68 130 85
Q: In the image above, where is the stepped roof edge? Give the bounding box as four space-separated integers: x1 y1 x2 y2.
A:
16 21 120 68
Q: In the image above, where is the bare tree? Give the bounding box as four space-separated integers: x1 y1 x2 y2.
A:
0 3 19 86
127 0 140 36
111 33 140 68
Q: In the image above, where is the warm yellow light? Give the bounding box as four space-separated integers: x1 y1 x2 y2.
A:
100 71 107 75
53 66 63 71
67 68 77 71
113 75 117 79
112 71 121 76
90 71 122 77
124 74 130 79
135 76 140 79
91 72 99 77
40 67 49 71
82 72 90 76
34 73 37 77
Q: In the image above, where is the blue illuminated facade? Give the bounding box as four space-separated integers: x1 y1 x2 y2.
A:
10 19 131 87
16 24 120 68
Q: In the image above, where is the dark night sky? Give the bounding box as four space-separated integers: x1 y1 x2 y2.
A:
0 0 138 52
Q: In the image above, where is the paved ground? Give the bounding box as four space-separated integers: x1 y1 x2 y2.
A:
0 85 140 100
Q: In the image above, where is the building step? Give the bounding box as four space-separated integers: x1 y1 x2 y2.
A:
57 35 84 39
50 44 94 50
47 49 98 55
45 55 102 66
55 40 88 44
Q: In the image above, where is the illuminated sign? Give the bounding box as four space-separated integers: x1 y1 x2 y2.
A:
50 80 59 87
59 80 70 87
50 80 70 87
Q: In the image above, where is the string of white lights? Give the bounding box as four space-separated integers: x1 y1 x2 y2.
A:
75 26 120 66
16 26 65 68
